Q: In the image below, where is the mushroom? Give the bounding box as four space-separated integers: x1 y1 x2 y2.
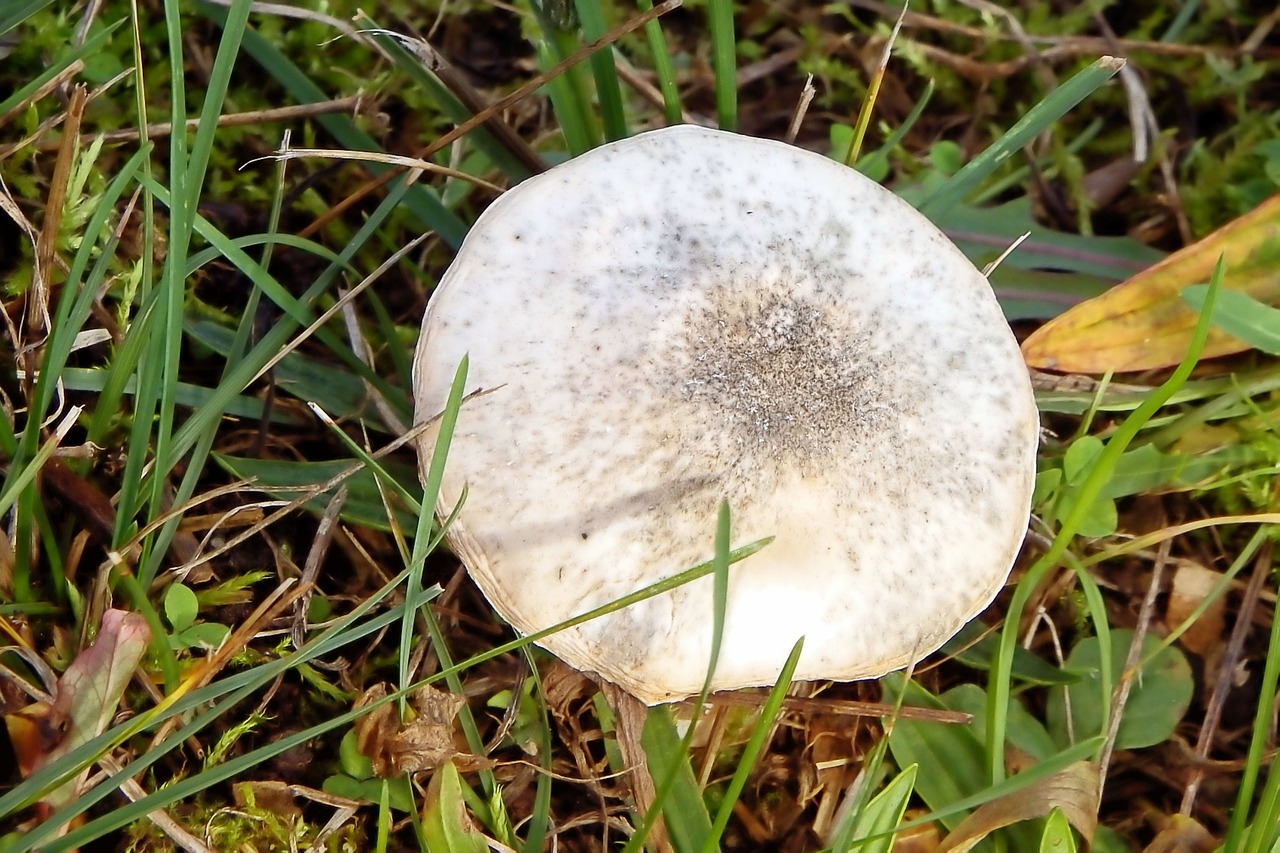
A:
412 125 1038 707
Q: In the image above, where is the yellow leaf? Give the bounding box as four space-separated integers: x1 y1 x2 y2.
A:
1022 193 1280 372
1142 814 1216 853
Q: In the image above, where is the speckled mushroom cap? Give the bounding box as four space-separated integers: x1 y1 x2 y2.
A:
413 125 1038 705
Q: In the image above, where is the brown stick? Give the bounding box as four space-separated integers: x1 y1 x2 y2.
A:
600 682 671 853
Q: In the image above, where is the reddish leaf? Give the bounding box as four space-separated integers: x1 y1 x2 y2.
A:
3 609 150 808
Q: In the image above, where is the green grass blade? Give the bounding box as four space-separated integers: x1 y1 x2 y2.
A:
132 179 417 585
636 706 713 851
2 144 149 480
1 585 412 837
985 255 1226 785
0 0 55 36
536 40 595 155
637 0 682 124
833 764 917 853
627 503 733 851
574 0 628 140
0 22 121 116
706 0 737 130
919 57 1124 220
1227 563 1280 851
22 531 772 847
701 639 803 852
156 178 413 468
854 79 934 179
400 358 468 710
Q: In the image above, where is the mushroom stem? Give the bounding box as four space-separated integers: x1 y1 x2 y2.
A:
601 681 671 852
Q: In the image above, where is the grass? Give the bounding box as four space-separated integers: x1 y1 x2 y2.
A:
2 1 1280 850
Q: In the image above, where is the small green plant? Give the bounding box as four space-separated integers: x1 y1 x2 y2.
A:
162 583 231 653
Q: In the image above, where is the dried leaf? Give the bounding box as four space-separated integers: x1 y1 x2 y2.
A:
2 609 150 808
1022 193 1280 372
233 780 302 819
390 685 469 774
1165 562 1227 658
353 683 479 776
935 761 1099 853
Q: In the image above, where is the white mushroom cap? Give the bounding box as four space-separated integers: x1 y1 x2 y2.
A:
413 125 1038 705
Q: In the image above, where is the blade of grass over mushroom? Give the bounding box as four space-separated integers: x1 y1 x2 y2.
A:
986 256 1226 786
402 357 469 715
918 57 1125 221
627 503 733 852
702 640 804 853
707 0 737 130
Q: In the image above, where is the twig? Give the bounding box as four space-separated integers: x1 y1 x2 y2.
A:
260 146 504 193
0 61 84 132
704 689 972 724
37 97 368 150
1098 539 1171 782
785 75 816 144
1181 541 1274 815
